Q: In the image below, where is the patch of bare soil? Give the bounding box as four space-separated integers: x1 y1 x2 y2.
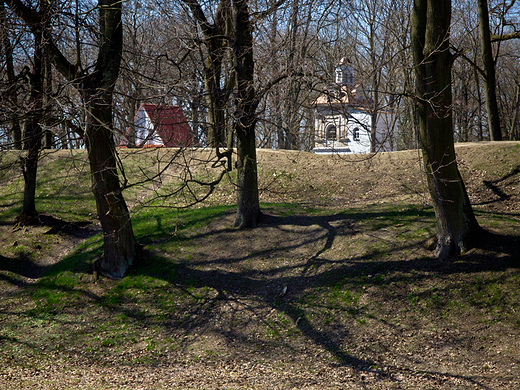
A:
1 142 520 389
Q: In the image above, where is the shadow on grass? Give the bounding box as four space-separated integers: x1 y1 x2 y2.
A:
0 214 98 280
0 252 49 280
2 203 518 388
126 204 518 376
476 165 520 206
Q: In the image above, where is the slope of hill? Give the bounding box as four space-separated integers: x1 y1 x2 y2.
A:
0 141 519 389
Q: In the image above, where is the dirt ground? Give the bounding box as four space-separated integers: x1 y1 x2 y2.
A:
1 142 520 389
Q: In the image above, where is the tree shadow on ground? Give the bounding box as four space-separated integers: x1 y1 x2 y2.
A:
2 205 517 388
475 165 520 206
0 252 49 280
123 206 519 384
0 214 97 279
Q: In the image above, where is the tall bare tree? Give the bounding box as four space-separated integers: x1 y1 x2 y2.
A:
411 0 481 258
181 0 236 150
6 0 137 278
478 0 502 140
182 0 267 228
0 1 23 149
231 0 261 227
18 0 48 222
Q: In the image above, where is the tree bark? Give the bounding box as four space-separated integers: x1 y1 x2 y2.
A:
473 65 484 141
0 1 22 149
20 120 42 221
6 0 137 277
233 0 260 228
412 0 480 259
477 0 502 141
19 1 49 223
368 9 379 153
234 125 260 228
84 90 136 278
183 0 260 228
82 0 136 278
282 0 301 151
185 0 234 148
510 82 520 140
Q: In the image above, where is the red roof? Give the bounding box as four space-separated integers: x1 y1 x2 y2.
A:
139 104 193 147
120 103 194 148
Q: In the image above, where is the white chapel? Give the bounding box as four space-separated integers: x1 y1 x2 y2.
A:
313 57 395 154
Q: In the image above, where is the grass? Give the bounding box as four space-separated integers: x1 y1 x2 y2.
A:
1 145 520 388
0 150 95 222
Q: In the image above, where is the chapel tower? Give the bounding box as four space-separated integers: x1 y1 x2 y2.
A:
313 57 372 154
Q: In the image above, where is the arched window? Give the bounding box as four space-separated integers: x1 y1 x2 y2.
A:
353 127 360 141
326 125 337 140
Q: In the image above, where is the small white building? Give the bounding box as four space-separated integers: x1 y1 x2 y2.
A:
314 58 395 154
120 103 195 148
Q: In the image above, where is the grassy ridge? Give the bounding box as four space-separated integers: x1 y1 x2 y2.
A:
0 144 519 388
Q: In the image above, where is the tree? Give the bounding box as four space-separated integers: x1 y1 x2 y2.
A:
411 0 480 258
0 0 53 223
254 0 330 151
351 0 389 153
488 2 520 141
182 0 265 228
273 0 314 150
231 0 260 228
18 0 46 223
181 0 236 150
0 1 22 150
496 39 520 140
478 0 502 141
451 1 485 142
389 0 417 150
6 0 137 278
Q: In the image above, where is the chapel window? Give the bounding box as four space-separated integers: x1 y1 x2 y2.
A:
353 127 360 141
326 125 337 140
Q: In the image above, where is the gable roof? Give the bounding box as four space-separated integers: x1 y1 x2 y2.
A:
137 104 193 147
120 103 194 148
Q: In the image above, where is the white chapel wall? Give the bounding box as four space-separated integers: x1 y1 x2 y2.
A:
135 109 162 146
375 111 396 152
347 110 371 154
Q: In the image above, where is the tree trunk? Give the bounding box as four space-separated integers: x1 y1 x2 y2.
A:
200 0 233 149
20 121 41 221
204 74 228 148
370 90 378 153
7 0 139 276
82 0 137 278
282 0 301 151
0 1 22 149
412 0 480 259
461 82 469 142
19 13 46 224
369 15 379 153
42 41 53 149
233 0 260 228
473 65 484 141
509 82 520 140
234 125 260 228
84 91 137 279
478 0 502 141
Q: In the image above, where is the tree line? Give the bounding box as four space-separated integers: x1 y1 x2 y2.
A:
1 0 519 277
